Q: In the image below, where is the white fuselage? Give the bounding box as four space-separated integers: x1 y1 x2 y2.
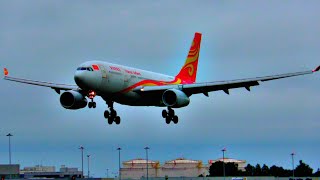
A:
74 61 176 106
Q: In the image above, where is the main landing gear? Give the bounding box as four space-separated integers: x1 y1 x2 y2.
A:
104 101 121 125
87 90 96 108
162 107 178 124
86 91 120 125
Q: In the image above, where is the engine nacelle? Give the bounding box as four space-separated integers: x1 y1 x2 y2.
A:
60 91 87 110
162 89 190 108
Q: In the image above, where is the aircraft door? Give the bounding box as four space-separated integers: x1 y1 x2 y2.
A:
98 64 108 90
123 74 129 88
99 65 107 78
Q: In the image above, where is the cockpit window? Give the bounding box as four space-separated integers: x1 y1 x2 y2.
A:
77 67 94 71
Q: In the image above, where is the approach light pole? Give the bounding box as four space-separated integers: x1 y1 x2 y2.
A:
6 133 13 164
106 168 109 178
291 152 295 179
79 146 84 178
144 147 150 180
222 148 226 180
87 155 91 178
117 147 122 180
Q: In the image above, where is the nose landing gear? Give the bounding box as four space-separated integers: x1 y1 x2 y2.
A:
87 90 97 108
88 101 96 108
162 107 179 124
104 101 121 125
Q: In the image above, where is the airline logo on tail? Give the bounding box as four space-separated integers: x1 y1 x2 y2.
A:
118 32 202 93
176 32 202 84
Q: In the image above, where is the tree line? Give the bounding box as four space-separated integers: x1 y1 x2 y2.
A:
207 160 320 177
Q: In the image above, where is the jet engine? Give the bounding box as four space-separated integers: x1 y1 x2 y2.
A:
162 89 190 108
60 90 87 110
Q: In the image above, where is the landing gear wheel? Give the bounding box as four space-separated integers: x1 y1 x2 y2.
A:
88 101 96 108
115 116 121 125
165 116 171 124
173 115 178 124
111 109 117 117
162 110 168 118
104 110 110 118
107 117 113 125
88 102 92 108
162 107 179 124
104 101 121 125
168 108 175 117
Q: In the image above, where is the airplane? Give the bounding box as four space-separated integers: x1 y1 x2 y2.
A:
3 32 320 125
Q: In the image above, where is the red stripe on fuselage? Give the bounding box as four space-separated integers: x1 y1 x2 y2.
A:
118 77 182 93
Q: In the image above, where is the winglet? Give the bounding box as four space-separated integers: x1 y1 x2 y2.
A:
312 65 320 72
4 68 8 76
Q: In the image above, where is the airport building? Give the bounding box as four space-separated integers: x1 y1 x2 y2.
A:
121 157 246 179
1 164 81 178
20 165 55 173
121 159 161 179
162 158 208 177
0 164 20 179
121 158 209 179
21 165 82 179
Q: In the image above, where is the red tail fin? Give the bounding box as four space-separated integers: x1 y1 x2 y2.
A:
176 32 202 84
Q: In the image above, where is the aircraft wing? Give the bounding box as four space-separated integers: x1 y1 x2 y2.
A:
133 66 320 96
3 68 78 93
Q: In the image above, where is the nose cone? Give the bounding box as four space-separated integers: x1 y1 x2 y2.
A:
74 71 85 86
74 71 101 90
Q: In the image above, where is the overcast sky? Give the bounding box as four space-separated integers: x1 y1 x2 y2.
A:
0 0 319 177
